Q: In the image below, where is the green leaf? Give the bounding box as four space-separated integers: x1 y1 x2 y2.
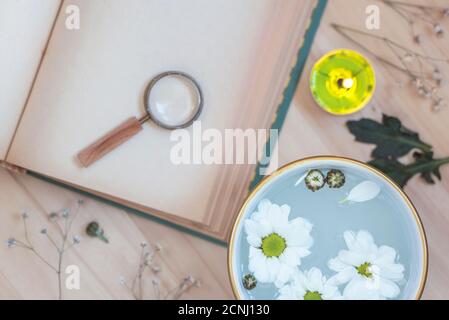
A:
369 153 449 188
346 113 448 188
347 114 432 159
412 152 445 184
368 158 412 188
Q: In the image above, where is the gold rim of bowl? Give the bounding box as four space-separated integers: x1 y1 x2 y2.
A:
227 155 428 300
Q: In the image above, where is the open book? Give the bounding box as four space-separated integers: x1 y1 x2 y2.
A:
0 0 324 242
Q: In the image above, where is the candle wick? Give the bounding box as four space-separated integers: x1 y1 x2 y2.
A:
337 78 344 88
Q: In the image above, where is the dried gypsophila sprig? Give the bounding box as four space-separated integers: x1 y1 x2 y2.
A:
381 0 449 43
380 0 448 112
119 241 201 300
5 199 84 300
332 23 449 112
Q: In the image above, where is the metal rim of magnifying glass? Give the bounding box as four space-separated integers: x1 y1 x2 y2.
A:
142 71 204 130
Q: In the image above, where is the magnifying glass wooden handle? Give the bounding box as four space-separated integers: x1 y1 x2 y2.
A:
77 117 143 168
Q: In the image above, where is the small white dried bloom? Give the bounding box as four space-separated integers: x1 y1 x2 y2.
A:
433 98 447 112
151 265 161 274
412 77 423 89
155 241 163 252
184 275 201 288
21 211 29 219
434 24 444 37
185 275 196 284
61 208 70 218
5 238 16 248
72 235 82 244
118 276 126 285
144 249 153 257
186 275 201 287
152 277 160 286
140 242 147 248
144 251 154 264
418 86 432 99
40 228 47 234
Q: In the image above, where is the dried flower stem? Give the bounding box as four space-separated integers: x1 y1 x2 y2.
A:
13 238 58 273
130 244 148 300
332 24 447 65
120 242 200 300
7 200 84 299
381 0 448 41
332 23 449 112
164 276 200 300
153 279 161 300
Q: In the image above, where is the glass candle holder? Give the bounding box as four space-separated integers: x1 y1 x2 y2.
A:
310 49 375 115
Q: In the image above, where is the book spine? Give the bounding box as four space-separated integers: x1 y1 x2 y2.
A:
0 161 27 174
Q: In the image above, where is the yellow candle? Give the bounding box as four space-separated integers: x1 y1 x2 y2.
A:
310 49 376 115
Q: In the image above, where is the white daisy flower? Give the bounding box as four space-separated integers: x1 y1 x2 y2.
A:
244 199 313 288
278 268 342 300
328 230 405 300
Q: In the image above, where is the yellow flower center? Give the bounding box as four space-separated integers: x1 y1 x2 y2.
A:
261 233 286 257
356 262 373 278
304 291 322 300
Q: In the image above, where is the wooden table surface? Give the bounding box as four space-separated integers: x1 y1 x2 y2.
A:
1 0 448 299
0 168 233 299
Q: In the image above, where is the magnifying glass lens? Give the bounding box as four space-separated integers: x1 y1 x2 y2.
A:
148 74 200 128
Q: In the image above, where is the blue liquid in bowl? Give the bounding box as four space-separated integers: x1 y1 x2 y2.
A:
229 158 426 300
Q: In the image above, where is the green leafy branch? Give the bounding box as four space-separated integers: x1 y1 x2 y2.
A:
347 114 449 188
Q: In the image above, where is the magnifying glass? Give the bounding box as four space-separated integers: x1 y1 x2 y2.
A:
77 71 203 167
